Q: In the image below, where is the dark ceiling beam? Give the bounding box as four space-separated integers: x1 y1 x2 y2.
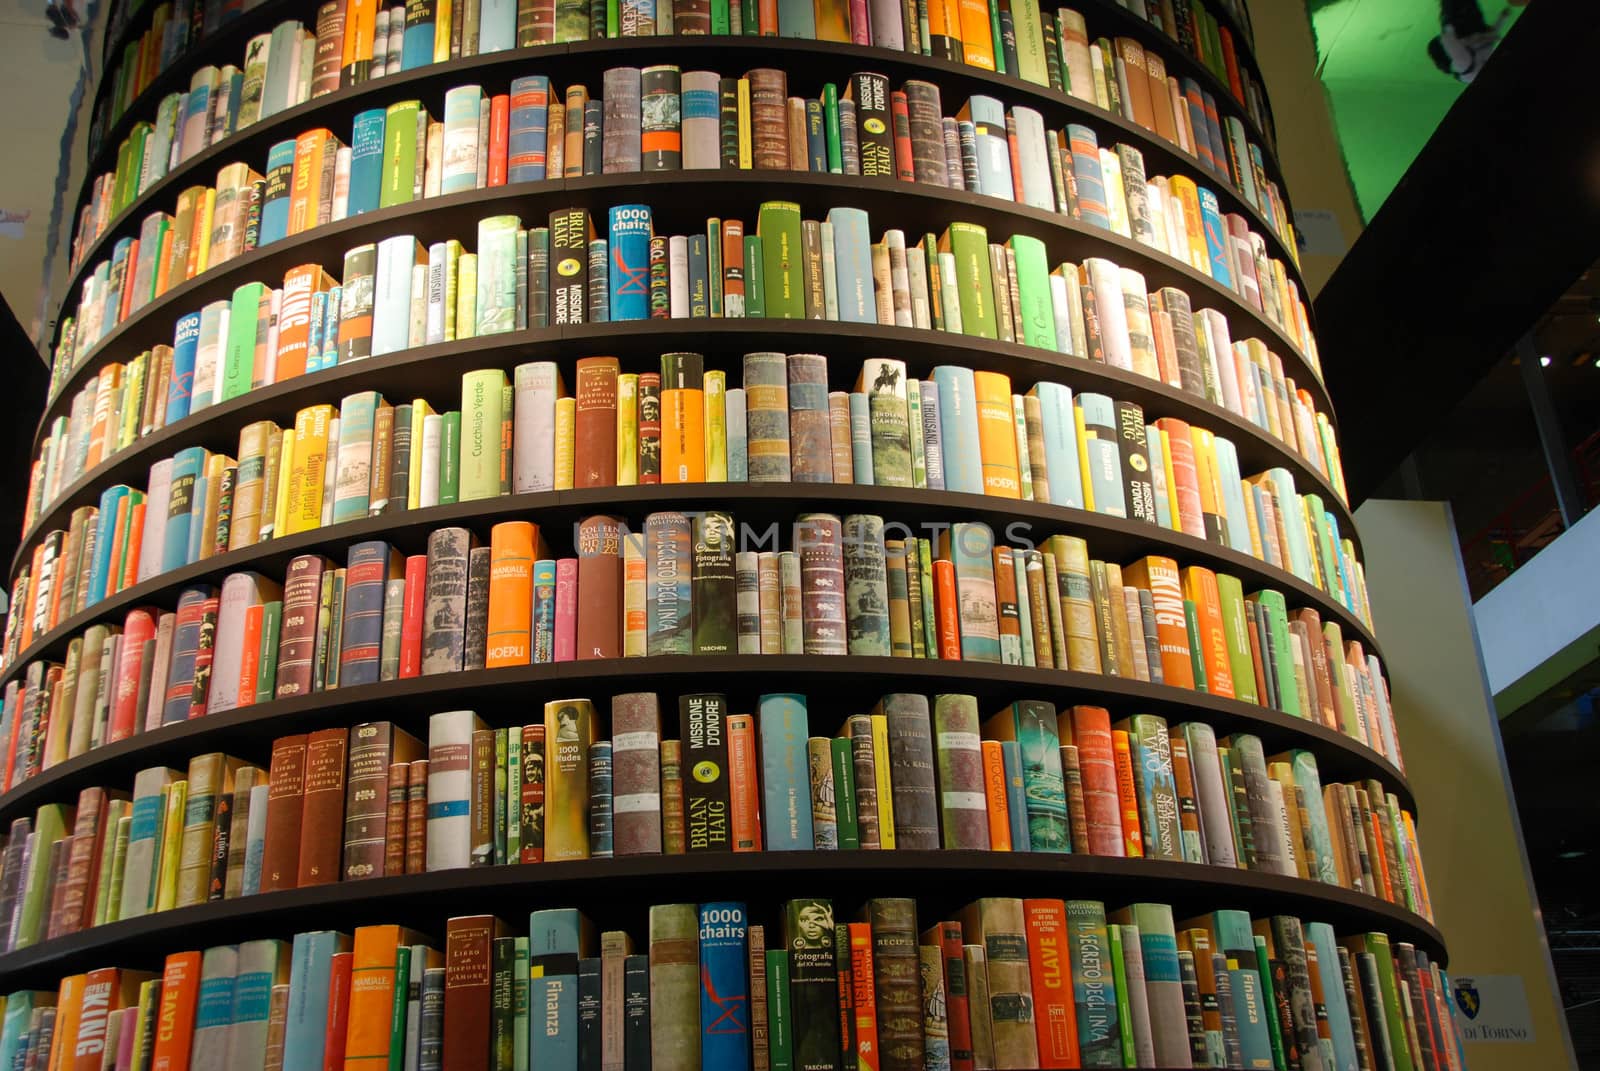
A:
1314 1 1600 505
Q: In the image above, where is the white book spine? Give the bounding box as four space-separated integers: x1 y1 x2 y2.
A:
426 243 448 344
242 781 269 894
427 710 483 871
138 458 174 582
205 573 260 714
668 235 689 317
190 945 241 1068
905 244 930 330
418 413 444 506
263 288 283 383
937 252 962 333
512 362 558 493
885 230 912 328
819 222 839 321
225 938 286 1071
1012 107 1055 211
372 235 418 356
1085 258 1133 371
319 417 340 527
1118 924 1159 1066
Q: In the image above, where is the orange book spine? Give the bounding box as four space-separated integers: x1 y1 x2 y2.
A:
236 604 265 708
342 926 403 1067
153 226 176 297
1122 556 1195 690
957 0 995 68
117 239 141 324
933 559 961 659
485 521 535 668
119 502 147 592
848 922 880 1071
104 496 132 597
981 740 1011 851
971 371 1020 498
287 131 329 237
1181 566 1235 698
757 0 777 33
323 950 354 1071
150 950 203 1071
1110 729 1143 857
1022 900 1081 1067
48 972 86 1071
659 388 705 483
727 712 762 852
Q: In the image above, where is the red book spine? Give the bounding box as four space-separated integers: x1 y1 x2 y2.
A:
186 594 221 718
443 916 502 1067
405 758 429 874
1022 899 1081 1067
322 951 354 1071
488 94 510 186
519 725 544 864
1006 115 1026 203
939 921 975 1071
399 554 427 678
109 608 157 742
847 922 879 1068
259 734 309 893
297 727 349 886
573 356 620 489
848 0 869 43
890 90 915 181
933 559 961 660
727 712 761 852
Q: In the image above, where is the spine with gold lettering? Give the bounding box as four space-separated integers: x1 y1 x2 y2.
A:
543 698 597 860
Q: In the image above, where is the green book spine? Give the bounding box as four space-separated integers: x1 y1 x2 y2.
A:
1183 599 1208 692
507 732 522 864
1253 936 1289 1071
757 202 804 319
945 223 996 340
710 0 730 33
222 282 265 401
766 948 793 1071
1106 920 1137 1068
256 600 282 703
608 0 620 33
917 539 937 654
1253 591 1302 718
380 101 421 208
388 944 412 1071
822 84 842 173
743 235 766 318
103 815 132 925
988 0 1004 72
459 370 508 502
1362 934 1413 1071
494 728 508 866
439 410 462 504
1007 235 1055 349
830 736 858 849
1215 575 1258 705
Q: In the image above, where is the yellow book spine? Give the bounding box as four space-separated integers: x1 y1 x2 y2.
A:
554 397 576 490
456 253 478 339
153 779 188 913
703 370 727 482
197 453 228 560
433 0 453 63
1239 480 1265 562
972 370 1019 498
616 373 639 487
269 428 296 541
443 240 462 342
408 399 433 510
193 188 216 275
1159 428 1181 536
1073 404 1095 513
870 713 896 849
284 405 333 536
544 699 596 861
737 80 753 170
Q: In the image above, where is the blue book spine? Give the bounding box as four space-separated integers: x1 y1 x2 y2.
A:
1210 438 1252 556
607 205 653 321
508 76 551 184
758 694 813 851
1145 427 1171 529
825 207 874 323
528 909 584 1070
999 740 1030 852
401 17 435 69
320 286 343 370
932 366 983 494
967 95 1013 200
478 0 516 50
532 559 557 663
588 742 613 858
698 902 751 1071
183 84 210 140
919 382 944 491
338 540 390 687
162 446 208 572
804 100 826 171
0 992 37 1071
194 965 237 1035
186 473 209 564
306 290 329 367
1077 393 1127 518
1066 124 1109 229
1197 187 1233 290
282 931 347 1069
725 388 747 482
848 393 873 485
1306 922 1358 1071
258 139 296 245
167 312 201 421
1033 381 1083 509
347 109 387 218
88 485 130 605
242 784 267 894
230 962 276 1034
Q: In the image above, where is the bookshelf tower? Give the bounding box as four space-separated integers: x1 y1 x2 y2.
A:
0 0 1458 1068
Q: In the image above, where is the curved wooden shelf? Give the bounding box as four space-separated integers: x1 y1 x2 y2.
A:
70 30 1301 345
0 851 1445 990
18 318 1357 586
44 170 1325 464
6 471 1378 703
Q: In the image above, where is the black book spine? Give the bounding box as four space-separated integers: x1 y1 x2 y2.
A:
582 100 604 176
678 693 731 852
387 404 412 514
623 954 652 1071
1114 400 1157 525
492 936 516 1070
851 73 894 178
691 512 737 655
577 955 603 1071
1177 949 1210 1067
784 899 842 1071
718 78 740 168
549 208 589 326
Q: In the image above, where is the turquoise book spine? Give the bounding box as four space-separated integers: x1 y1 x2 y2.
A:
932 365 983 495
999 739 1030 852
1006 700 1069 851
758 694 813 851
528 908 587 1069
533 559 557 663
1033 381 1083 509
1289 750 1337 884
1077 392 1127 518
1197 187 1232 289
1305 922 1358 1071
825 207 874 324
281 930 351 1068
1065 899 1121 1067
848 393 873 485
346 110 386 218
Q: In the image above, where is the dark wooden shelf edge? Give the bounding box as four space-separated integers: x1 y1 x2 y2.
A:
44 171 1325 464
0 655 1413 831
71 28 1303 339
19 320 1357 583
0 851 1446 989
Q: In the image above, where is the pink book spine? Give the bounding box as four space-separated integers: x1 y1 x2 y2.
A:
849 0 871 44
116 1006 138 1069
554 557 578 662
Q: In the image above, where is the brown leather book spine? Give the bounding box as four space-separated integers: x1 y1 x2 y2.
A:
574 357 620 489
405 759 430 874
383 761 411 877
575 516 623 660
610 693 662 856
341 721 395 881
296 727 349 887
58 786 108 934
259 734 309 892
746 68 790 170
274 555 327 699
444 915 508 1068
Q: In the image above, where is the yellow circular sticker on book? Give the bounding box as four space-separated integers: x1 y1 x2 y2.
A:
1130 453 1148 472
863 117 886 135
556 257 582 277
692 760 721 783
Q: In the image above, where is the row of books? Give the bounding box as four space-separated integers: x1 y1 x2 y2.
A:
0 895 1461 1071
0 689 1428 960
47 196 1329 501
23 346 1362 622
93 0 1274 212
65 80 1310 397
80 33 1293 287
1 502 1401 789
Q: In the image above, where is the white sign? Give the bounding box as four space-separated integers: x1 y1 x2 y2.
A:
1452 973 1536 1043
